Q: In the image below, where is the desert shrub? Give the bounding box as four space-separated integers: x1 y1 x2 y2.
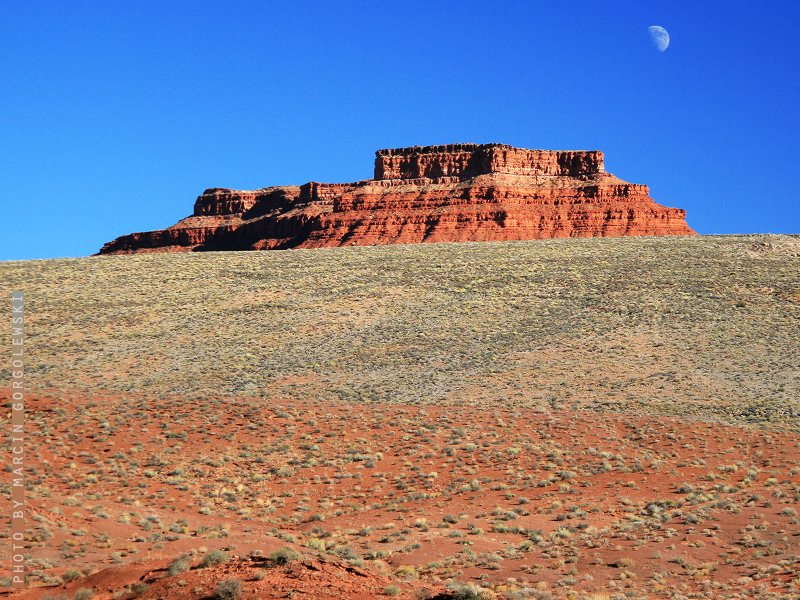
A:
446 581 497 599
685 512 703 524
62 568 82 583
215 578 243 600
506 591 552 600
396 565 417 578
614 557 635 568
41 595 69 600
200 549 229 567
131 582 150 595
448 530 464 538
73 590 95 600
168 555 191 576
385 585 401 596
305 537 326 552
269 547 300 565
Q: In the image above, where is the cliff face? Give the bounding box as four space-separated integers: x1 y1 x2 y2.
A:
373 144 605 179
98 144 696 254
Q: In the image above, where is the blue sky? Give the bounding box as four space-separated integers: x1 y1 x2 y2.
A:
2 1 798 260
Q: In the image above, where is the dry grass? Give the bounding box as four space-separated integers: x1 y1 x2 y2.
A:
1 234 798 429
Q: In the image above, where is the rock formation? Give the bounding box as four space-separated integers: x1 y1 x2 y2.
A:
98 143 696 254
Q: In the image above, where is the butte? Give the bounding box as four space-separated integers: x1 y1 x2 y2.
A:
98 143 696 254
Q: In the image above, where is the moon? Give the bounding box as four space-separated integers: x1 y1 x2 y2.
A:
648 25 670 52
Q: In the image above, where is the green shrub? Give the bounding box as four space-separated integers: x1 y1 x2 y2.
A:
73 590 95 600
62 569 82 583
304 537 326 552
200 549 229 567
215 578 243 600
168 555 191 576
447 581 494 599
269 547 300 565
384 585 401 596
395 565 416 579
131 582 150 595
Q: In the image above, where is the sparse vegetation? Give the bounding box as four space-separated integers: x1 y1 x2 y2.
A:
200 549 229 567
447 581 496 599
269 546 300 565
168 555 191 576
62 568 82 583
131 582 150 595
1 235 799 600
2 235 798 429
215 577 243 600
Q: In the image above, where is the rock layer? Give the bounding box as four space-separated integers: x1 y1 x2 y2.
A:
98 143 696 254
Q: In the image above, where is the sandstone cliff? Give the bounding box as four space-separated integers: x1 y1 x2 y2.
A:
98 143 696 254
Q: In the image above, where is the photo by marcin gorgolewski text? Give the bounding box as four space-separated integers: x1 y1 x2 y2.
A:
10 291 24 588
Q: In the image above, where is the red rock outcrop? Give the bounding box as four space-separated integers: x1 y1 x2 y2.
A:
98 143 696 254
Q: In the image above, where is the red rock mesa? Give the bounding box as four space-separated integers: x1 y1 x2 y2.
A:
98 143 696 254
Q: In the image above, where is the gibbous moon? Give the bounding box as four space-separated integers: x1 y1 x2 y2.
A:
648 25 670 52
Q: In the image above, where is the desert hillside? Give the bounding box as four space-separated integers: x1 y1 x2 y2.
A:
1 234 799 600
2 234 798 429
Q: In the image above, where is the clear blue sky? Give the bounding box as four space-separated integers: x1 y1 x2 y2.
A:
2 1 798 260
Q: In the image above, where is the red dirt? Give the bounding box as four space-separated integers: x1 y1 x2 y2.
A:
2 388 799 599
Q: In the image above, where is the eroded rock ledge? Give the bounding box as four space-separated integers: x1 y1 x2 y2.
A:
98 143 696 254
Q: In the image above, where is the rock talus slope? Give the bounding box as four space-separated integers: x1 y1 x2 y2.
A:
99 143 696 254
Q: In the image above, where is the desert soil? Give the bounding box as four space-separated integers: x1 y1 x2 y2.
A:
1 234 799 599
